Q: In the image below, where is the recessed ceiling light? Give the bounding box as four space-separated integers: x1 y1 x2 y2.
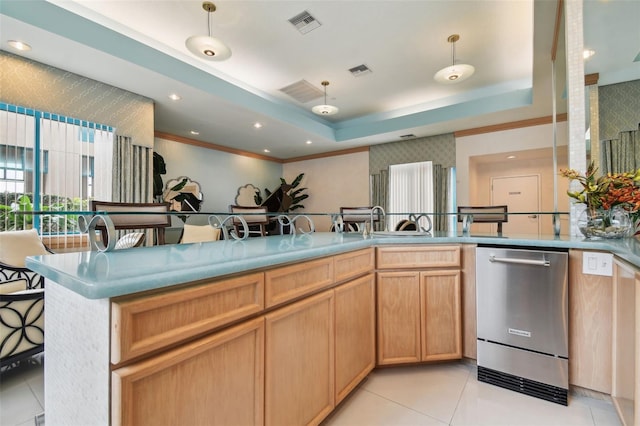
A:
583 49 595 59
253 122 262 129
169 93 181 101
7 40 31 51
190 130 200 135
507 155 516 159
306 140 312 145
263 149 270 153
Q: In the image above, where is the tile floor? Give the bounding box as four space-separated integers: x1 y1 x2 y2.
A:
322 362 622 426
0 356 622 426
0 355 44 426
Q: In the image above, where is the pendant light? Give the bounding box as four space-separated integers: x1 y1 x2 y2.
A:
312 81 339 116
185 2 231 61
434 34 474 84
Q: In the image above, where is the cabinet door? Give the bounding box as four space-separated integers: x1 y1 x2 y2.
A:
420 270 462 361
265 290 334 426
376 271 421 365
112 318 264 426
611 259 637 426
568 250 612 393
335 273 375 404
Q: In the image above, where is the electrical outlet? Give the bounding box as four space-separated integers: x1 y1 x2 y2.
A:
582 251 613 276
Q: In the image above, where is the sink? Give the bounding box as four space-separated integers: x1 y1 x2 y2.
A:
372 231 431 237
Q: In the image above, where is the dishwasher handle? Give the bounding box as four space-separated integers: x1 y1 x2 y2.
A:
488 255 550 267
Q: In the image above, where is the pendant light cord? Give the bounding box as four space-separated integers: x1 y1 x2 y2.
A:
450 39 455 66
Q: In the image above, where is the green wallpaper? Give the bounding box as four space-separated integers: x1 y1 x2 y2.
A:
369 133 455 174
599 79 640 141
0 51 154 147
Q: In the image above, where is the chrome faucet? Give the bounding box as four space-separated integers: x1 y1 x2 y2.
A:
370 205 386 232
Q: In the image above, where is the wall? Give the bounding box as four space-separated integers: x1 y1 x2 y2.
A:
283 151 370 232
456 122 569 235
369 133 455 174
599 79 640 141
154 137 282 226
456 122 568 205
472 147 569 235
0 51 154 147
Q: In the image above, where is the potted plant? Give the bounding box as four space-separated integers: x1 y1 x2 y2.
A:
561 162 640 237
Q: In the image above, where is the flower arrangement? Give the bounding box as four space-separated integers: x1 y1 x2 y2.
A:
560 162 640 235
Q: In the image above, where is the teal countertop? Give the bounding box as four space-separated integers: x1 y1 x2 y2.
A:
26 232 640 300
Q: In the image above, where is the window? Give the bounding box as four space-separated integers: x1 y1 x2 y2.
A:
388 161 434 230
0 103 114 234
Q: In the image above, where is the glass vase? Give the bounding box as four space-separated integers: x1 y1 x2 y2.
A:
577 206 632 239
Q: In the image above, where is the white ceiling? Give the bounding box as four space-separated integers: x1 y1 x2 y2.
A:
1 0 639 160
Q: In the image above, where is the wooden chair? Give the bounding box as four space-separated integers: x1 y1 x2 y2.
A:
340 206 380 232
90 201 171 246
229 205 270 237
457 205 508 234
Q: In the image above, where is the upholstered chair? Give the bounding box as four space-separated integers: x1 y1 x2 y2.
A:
0 229 50 366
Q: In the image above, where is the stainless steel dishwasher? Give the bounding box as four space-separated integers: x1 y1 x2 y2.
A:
476 246 569 405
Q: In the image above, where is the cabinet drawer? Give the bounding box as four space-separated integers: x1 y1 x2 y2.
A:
265 257 334 308
112 272 264 364
334 248 375 282
112 318 264 426
377 245 460 269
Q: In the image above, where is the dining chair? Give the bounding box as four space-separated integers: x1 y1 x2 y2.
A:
229 205 270 237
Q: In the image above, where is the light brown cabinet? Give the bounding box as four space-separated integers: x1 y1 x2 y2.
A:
568 249 613 393
335 273 376 403
377 270 461 365
265 290 335 426
376 245 462 366
110 248 376 426
111 272 264 364
611 258 638 426
421 270 462 361
112 318 265 426
461 244 477 359
377 271 422 364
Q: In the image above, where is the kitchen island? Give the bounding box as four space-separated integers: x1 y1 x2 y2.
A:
27 232 640 426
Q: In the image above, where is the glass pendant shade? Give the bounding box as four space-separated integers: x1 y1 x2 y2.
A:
434 63 475 84
312 81 339 116
185 35 231 61
185 2 231 62
434 34 474 84
312 104 339 115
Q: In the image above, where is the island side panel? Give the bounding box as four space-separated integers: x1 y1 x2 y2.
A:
45 279 111 425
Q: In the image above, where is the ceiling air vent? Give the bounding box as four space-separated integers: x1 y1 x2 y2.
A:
400 134 416 140
288 10 321 34
279 79 324 103
349 64 372 77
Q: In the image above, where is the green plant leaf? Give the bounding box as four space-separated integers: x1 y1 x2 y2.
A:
291 194 308 205
290 173 304 189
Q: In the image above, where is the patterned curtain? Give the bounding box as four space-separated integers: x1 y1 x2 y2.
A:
601 126 640 174
112 135 153 203
432 164 449 232
111 135 154 243
370 169 388 230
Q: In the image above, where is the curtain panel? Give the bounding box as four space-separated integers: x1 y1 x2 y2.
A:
600 126 640 174
112 135 152 203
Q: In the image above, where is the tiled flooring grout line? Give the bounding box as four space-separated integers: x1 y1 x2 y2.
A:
360 387 449 424
448 365 473 425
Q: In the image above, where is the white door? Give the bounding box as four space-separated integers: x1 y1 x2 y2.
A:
491 175 540 235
